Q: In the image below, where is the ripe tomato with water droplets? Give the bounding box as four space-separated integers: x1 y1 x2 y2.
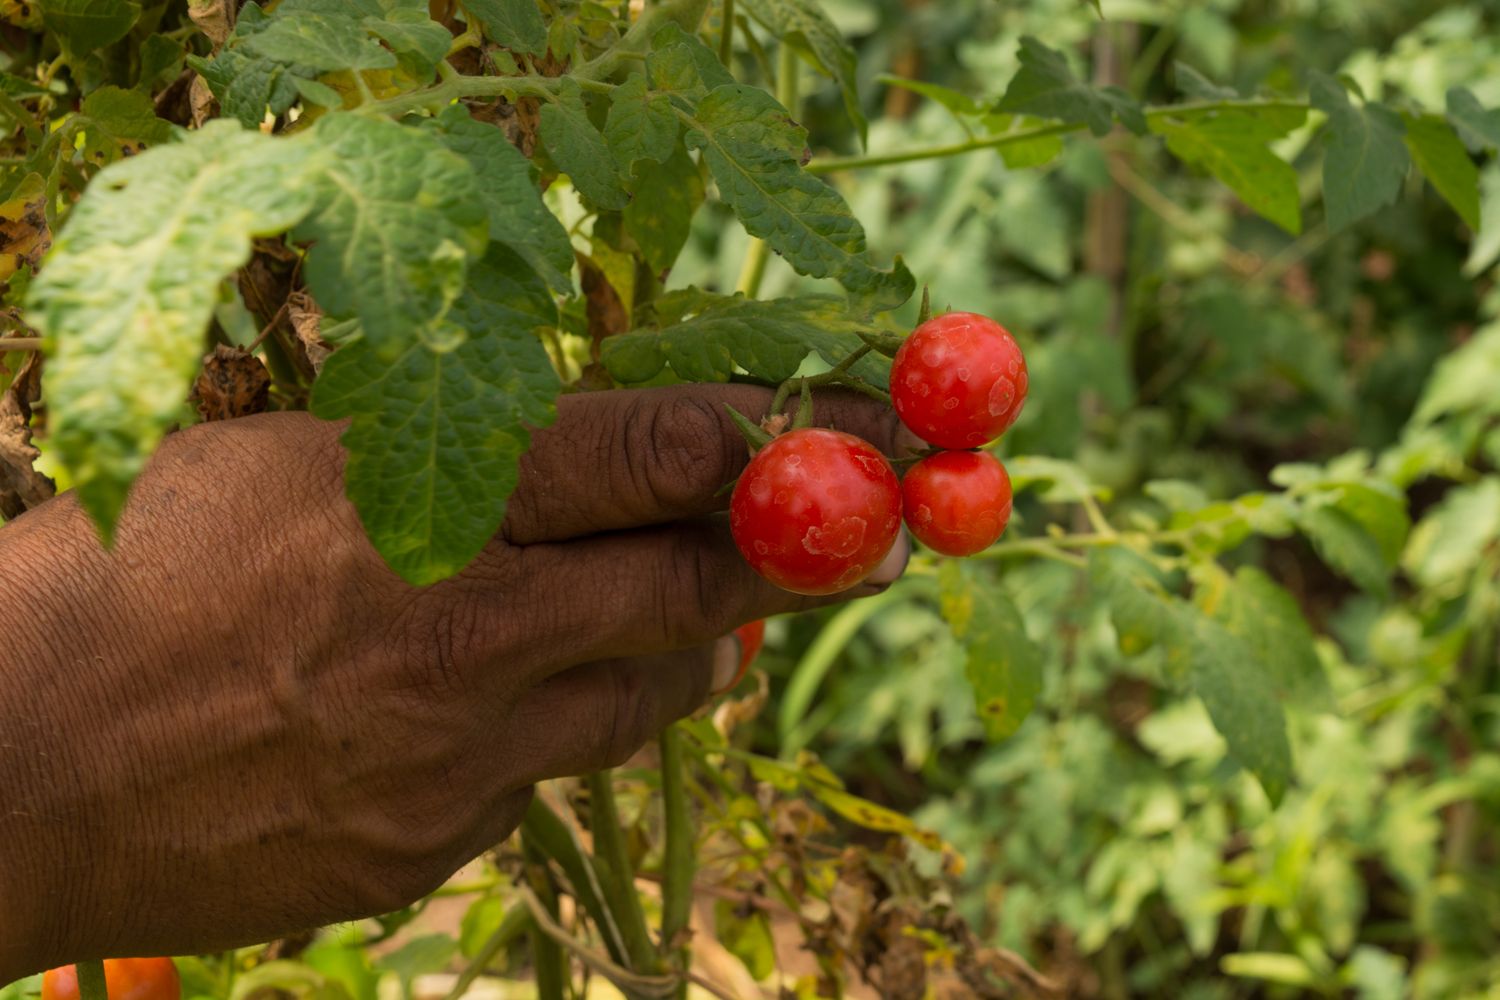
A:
891 312 1028 449
902 450 1013 556
43 960 181 1000
730 429 902 596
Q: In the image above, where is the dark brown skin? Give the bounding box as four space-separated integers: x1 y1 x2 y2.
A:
0 385 912 980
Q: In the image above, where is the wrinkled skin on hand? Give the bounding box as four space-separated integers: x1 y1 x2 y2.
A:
0 385 912 978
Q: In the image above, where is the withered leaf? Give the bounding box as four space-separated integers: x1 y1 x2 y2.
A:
287 290 332 375
0 351 56 519
187 0 234 48
0 188 52 285
191 344 270 421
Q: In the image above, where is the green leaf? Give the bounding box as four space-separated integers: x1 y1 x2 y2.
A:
1309 72 1409 232
1446 86 1500 153
365 7 453 82
1185 614 1293 806
1401 477 1500 588
463 0 547 55
684 84 913 307
879 74 981 116
41 0 141 56
1173 62 1237 101
373 935 458 993
1412 317 1500 423
623 143 704 275
1150 110 1303 234
311 246 561 585
1297 503 1390 594
1324 481 1409 565
76 85 178 161
188 45 305 128
242 11 397 72
420 104 574 292
938 561 1042 741
1088 548 1190 677
1403 113 1480 230
601 290 890 385
295 112 489 355
540 77 629 210
981 113 1065 169
1209 566 1333 710
714 899 776 980
997 36 1138 137
28 122 327 535
740 0 867 144
646 22 735 102
604 74 678 171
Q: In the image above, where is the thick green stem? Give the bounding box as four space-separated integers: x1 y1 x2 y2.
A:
658 726 694 994
805 99 1308 174
522 796 630 965
521 834 569 1000
587 772 658 976
77 961 108 1000
718 0 734 65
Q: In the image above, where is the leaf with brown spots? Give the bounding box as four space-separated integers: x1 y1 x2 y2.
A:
0 349 55 518
190 344 270 421
0 181 51 284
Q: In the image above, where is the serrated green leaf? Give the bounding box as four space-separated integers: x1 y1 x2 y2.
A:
292 75 344 108
980 113 1065 168
1403 113 1480 230
540 77 628 210
623 143 703 275
1446 86 1500 153
1309 72 1409 232
1297 503 1390 594
997 36 1132 137
1210 566 1333 710
1150 110 1303 233
28 122 327 535
938 561 1042 740
295 113 489 356
646 22 735 102
878 74 981 116
188 46 305 128
311 246 561 585
243 11 396 72
41 0 141 56
1401 477 1500 588
601 290 889 385
76 85 177 161
604 74 678 171
1185 614 1293 805
420 104 574 292
138 33 185 89
740 0 866 144
464 0 547 55
685 84 913 307
365 7 452 82
1088 548 1190 678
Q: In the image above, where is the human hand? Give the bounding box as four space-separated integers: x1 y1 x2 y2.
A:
0 384 910 977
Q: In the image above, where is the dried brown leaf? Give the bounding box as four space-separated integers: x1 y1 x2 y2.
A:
0 350 55 518
191 344 270 421
287 291 331 375
0 191 51 284
188 0 234 48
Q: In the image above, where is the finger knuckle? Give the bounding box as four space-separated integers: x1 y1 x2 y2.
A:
600 664 656 769
624 392 734 516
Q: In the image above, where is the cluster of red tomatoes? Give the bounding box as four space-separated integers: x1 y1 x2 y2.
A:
729 311 1027 598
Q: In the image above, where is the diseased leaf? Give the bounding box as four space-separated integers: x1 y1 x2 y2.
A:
1403 113 1480 230
939 561 1042 740
997 36 1137 137
420 104 574 292
623 143 703 274
1446 86 1500 153
1309 72 1409 232
540 77 629 210
0 351 55 519
741 0 866 144
28 122 327 535
604 74 678 171
311 246 561 585
76 85 178 162
685 84 913 308
1186 614 1293 806
190 344 270 421
464 0 547 55
601 290 890 385
41 0 141 55
1150 109 1303 233
295 113 489 356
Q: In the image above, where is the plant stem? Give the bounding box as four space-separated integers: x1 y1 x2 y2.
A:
521 833 569 1000
586 771 659 978
658 725 694 997
805 99 1308 174
442 903 530 1000
522 795 631 965
574 0 713 81
718 0 734 65
0 338 42 352
76 961 108 1000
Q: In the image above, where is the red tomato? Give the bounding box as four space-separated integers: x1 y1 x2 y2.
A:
730 428 902 595
901 450 1013 556
890 312 1028 449
720 619 767 691
42 960 181 1000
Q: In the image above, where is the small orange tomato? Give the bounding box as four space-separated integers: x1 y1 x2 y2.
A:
723 619 767 691
42 959 181 1000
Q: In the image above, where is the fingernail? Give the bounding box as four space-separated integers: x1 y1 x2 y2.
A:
711 635 743 695
865 529 911 586
895 424 927 458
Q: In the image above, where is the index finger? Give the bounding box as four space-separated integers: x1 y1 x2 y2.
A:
500 384 912 546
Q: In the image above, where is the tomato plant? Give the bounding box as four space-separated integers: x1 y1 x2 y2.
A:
730 428 901 595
